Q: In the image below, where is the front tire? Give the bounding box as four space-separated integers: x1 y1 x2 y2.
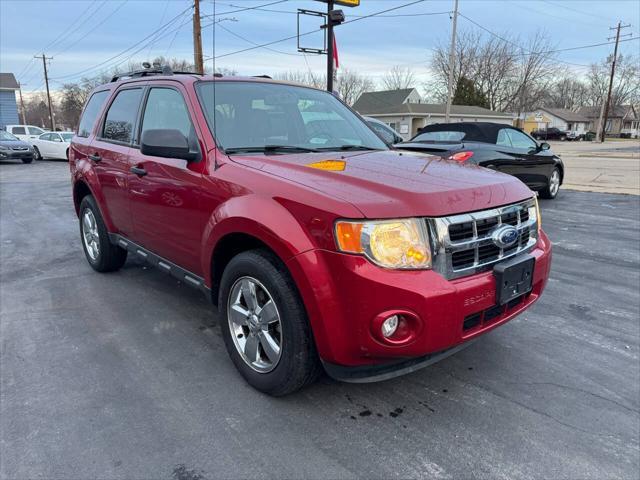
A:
33 146 42 160
540 168 561 199
79 195 127 272
219 249 320 396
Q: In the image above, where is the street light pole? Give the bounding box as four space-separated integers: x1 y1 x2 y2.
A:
326 0 335 92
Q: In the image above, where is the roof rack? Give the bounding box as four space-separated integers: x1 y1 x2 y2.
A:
110 65 203 82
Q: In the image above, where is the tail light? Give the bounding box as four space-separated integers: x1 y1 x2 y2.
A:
448 151 474 163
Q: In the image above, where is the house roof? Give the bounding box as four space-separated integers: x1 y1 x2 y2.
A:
352 89 416 112
576 105 638 120
539 108 589 123
0 73 19 90
357 101 513 118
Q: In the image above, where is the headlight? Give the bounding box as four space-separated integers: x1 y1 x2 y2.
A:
529 196 542 232
335 218 432 269
0 145 9 151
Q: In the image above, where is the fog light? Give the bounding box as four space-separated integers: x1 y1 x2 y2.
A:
381 315 399 338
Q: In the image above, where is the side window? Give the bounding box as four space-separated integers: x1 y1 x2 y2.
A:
28 127 44 135
12 127 26 135
78 90 109 138
52 134 62 142
102 88 143 144
369 122 395 145
140 88 193 138
40 133 52 141
496 129 512 147
506 129 537 150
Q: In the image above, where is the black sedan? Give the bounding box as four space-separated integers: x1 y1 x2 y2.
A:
397 122 564 199
0 130 35 164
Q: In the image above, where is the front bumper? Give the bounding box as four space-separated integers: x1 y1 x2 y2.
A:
0 150 34 161
287 230 552 379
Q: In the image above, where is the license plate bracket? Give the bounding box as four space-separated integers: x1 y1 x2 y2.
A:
494 255 535 305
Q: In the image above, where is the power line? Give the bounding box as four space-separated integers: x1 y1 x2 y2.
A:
203 0 289 17
50 6 192 81
540 0 618 23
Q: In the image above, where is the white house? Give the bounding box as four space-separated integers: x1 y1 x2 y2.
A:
352 88 515 140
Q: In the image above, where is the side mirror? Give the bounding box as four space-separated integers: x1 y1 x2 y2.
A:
540 142 550 151
140 129 198 161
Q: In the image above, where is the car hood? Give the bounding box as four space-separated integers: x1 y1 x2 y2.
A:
229 150 533 218
0 140 31 148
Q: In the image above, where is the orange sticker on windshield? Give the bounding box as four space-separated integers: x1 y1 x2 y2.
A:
307 160 346 171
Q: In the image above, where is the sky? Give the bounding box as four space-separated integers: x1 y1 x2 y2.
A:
1 0 639 96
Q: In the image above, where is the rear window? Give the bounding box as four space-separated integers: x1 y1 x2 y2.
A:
77 90 109 138
101 88 143 144
11 127 26 135
412 130 466 142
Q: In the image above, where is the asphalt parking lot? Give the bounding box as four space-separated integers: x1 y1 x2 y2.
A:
1 161 639 479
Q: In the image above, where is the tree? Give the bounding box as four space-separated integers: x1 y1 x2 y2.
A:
586 54 640 108
335 69 374 106
381 66 416 90
59 83 87 130
452 76 489 108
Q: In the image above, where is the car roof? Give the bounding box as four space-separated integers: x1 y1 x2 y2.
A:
416 122 520 144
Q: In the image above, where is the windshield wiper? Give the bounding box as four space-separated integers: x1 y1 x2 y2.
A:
225 145 320 154
317 145 382 152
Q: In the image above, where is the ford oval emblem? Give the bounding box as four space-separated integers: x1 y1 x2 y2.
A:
492 225 519 248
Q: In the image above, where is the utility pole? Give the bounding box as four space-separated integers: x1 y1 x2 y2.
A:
17 82 27 125
597 21 631 142
444 0 459 123
193 0 204 74
35 54 55 131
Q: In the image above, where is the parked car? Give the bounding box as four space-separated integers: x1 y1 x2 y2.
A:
398 122 564 199
4 124 47 142
70 69 552 395
531 127 570 141
364 116 404 145
0 130 35 163
32 131 74 160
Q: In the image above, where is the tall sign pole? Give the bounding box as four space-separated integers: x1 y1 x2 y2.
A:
326 0 335 92
193 0 204 74
35 54 55 131
444 0 459 123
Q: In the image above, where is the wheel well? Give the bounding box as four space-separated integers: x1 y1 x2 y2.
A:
210 233 276 306
73 181 91 215
556 164 564 184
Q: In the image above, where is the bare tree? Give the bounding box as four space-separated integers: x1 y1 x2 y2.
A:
381 66 416 90
586 54 640 107
541 73 590 109
335 69 374 106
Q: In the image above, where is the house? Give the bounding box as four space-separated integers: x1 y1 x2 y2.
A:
0 73 20 130
353 88 515 140
523 108 590 135
576 105 639 137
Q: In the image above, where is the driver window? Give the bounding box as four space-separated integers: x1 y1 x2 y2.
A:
141 88 193 139
505 129 537 150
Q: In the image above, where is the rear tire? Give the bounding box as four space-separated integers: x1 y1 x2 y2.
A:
540 168 561 199
219 249 321 396
79 195 127 272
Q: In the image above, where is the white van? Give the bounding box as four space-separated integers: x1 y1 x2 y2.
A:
4 125 47 142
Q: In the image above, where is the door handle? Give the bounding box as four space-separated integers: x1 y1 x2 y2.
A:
88 154 101 162
130 166 147 177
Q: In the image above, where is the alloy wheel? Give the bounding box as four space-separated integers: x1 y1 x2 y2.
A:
82 209 100 261
549 170 560 197
227 276 283 373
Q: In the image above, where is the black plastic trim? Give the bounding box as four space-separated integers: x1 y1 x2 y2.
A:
322 340 477 383
109 234 211 300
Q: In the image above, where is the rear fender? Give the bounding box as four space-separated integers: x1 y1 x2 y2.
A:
72 167 116 231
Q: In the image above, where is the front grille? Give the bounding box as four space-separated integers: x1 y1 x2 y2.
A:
11 146 28 151
429 199 539 280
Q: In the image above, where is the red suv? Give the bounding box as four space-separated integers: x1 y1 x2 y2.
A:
69 68 552 395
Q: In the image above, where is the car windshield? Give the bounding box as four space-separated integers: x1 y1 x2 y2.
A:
196 81 387 153
61 133 74 142
0 131 18 141
412 130 466 142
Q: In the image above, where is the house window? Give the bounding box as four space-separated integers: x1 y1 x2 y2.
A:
388 122 397 131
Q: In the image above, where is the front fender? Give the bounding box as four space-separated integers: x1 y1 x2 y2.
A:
201 194 319 286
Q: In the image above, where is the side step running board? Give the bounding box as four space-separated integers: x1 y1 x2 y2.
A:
109 233 211 300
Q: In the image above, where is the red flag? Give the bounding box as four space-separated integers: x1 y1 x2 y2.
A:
333 35 339 70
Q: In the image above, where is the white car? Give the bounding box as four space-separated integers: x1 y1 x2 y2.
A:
32 132 74 160
4 125 47 142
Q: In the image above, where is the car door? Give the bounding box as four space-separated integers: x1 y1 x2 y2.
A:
27 126 45 142
484 128 525 178
504 128 555 188
36 133 53 157
49 133 67 159
90 86 145 237
127 84 208 275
